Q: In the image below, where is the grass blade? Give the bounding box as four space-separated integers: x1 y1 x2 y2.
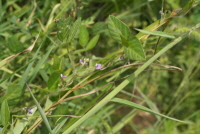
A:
111 98 187 123
135 28 175 39
26 84 53 134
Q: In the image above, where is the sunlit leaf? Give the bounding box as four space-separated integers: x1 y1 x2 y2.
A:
108 15 130 44
135 28 175 39
79 25 89 47
124 37 146 61
86 34 100 50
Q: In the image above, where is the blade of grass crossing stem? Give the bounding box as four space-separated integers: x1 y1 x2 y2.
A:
26 84 53 134
63 36 183 134
111 98 187 123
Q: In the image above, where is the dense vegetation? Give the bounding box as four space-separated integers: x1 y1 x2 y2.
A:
0 0 200 133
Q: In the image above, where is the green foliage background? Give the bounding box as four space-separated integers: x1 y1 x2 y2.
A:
0 0 200 133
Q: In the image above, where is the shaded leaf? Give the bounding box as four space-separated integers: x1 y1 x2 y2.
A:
120 35 129 47
47 72 60 91
1 100 10 126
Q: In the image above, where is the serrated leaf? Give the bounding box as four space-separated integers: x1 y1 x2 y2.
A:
108 15 130 44
67 17 82 43
135 28 175 39
0 84 22 103
79 25 89 47
124 37 146 61
47 72 60 91
111 98 187 123
1 100 10 126
86 34 100 50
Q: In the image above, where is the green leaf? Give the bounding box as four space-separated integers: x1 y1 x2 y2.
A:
53 55 63 71
85 34 100 50
124 37 146 61
79 25 89 47
67 17 82 43
111 98 187 123
135 28 175 39
120 35 129 47
56 17 72 42
0 84 22 103
73 48 87 54
1 100 10 126
92 22 107 34
47 72 60 91
108 15 130 44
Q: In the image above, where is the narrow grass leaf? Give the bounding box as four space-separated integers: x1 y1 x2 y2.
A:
108 15 130 44
26 84 53 134
1 100 10 126
111 98 187 123
135 28 175 39
52 118 68 134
